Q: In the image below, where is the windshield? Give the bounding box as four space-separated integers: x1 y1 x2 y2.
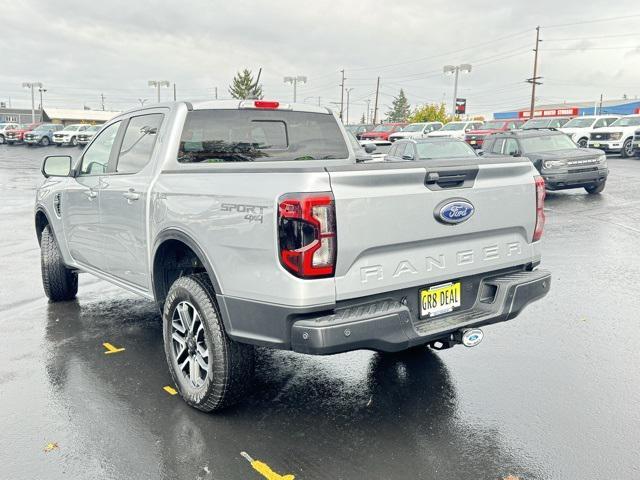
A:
34 124 54 131
480 121 506 130
610 116 640 127
402 123 426 132
523 118 550 129
521 134 576 153
415 140 477 159
178 109 349 162
440 122 465 131
372 124 394 132
64 125 83 131
88 125 102 132
562 118 596 128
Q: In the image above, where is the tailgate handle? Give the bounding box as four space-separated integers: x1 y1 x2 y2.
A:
425 167 478 190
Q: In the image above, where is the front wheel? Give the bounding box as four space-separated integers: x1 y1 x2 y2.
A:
70 136 78 147
163 273 254 412
585 182 606 194
0 135 5 144
41 225 78 301
577 137 588 148
41 136 50 146
621 138 634 158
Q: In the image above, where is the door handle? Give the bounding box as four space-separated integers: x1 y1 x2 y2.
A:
83 190 97 200
123 189 140 202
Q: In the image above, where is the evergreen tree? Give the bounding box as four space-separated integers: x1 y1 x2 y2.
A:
385 89 411 122
360 113 366 124
228 69 263 100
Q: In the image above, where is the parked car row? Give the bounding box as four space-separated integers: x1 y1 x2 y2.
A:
0 122 103 147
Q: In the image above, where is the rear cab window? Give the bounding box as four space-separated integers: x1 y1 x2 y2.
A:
178 109 348 163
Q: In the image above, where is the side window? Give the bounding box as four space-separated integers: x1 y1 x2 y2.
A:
491 138 505 154
80 121 121 176
402 143 415 159
504 138 519 155
593 119 607 128
116 114 164 174
605 118 618 126
388 143 400 158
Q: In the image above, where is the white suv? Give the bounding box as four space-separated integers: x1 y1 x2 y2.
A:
427 120 483 139
388 122 443 142
588 115 640 157
52 124 90 146
559 115 619 148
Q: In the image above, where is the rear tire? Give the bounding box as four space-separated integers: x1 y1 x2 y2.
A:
163 273 254 412
621 138 634 158
41 225 78 301
585 182 605 194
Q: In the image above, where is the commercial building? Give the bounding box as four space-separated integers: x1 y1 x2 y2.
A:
494 98 640 120
42 108 121 126
0 107 43 124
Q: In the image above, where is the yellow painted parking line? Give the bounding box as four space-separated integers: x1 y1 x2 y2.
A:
241 451 295 480
44 442 59 453
163 386 178 395
103 342 125 354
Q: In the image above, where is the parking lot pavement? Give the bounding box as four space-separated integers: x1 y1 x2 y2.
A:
1 144 639 480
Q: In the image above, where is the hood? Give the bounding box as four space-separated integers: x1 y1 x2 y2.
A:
532 148 603 161
589 126 634 134
465 129 500 135
361 131 387 138
427 131 457 137
389 131 420 139
558 127 589 135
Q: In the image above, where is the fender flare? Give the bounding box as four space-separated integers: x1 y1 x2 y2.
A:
151 228 223 298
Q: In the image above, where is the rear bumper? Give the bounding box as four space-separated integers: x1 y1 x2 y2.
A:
290 269 550 354
219 267 550 355
543 167 608 190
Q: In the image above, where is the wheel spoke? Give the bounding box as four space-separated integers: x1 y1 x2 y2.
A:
191 310 201 334
178 303 192 331
189 356 199 385
195 352 208 371
178 355 190 373
196 342 208 359
172 331 186 347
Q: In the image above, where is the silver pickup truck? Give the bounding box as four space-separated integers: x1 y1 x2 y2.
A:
35 100 550 411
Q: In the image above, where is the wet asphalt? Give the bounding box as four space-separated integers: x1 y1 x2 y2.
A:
0 144 639 480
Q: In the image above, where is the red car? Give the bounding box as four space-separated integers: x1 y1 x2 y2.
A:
4 123 42 145
464 119 524 149
360 122 407 141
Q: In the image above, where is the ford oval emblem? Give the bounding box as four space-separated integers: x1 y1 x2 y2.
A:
436 199 475 224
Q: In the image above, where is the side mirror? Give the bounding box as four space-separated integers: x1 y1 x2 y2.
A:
512 151 522 157
402 154 414 160
477 150 484 156
363 143 376 153
42 155 72 178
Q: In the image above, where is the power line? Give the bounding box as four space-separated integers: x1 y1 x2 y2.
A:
543 13 640 29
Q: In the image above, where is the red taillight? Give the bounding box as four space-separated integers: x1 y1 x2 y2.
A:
533 175 545 242
278 192 336 278
254 100 279 109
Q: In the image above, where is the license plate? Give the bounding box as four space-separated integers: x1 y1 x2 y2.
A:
469 140 476 145
592 143 600 147
420 282 461 318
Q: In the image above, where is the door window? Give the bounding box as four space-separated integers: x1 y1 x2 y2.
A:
491 138 505 154
504 138 520 155
79 121 121 176
116 114 164 174
402 143 415 159
593 119 607 128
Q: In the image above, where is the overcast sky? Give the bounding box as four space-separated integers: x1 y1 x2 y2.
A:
2 1 640 120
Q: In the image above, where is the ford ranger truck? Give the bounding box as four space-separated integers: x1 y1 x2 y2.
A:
35 100 551 412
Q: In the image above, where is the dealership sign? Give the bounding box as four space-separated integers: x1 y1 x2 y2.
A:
455 98 467 114
519 107 579 119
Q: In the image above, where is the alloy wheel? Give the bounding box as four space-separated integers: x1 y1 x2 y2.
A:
171 301 209 388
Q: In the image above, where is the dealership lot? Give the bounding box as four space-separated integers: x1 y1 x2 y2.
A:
1 145 639 479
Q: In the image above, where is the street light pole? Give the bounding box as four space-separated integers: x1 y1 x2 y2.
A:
148 80 170 103
22 82 42 123
443 64 472 117
345 88 354 125
38 87 47 115
283 75 307 102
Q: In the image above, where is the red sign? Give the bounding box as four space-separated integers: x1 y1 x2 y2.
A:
518 107 579 119
635 107 640 114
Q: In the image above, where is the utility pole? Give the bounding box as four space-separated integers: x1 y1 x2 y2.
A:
173 83 177 101
345 88 354 125
284 75 307 102
373 77 380 125
148 80 170 103
599 93 603 115
365 99 371 124
339 69 345 121
100 93 105 111
527 26 543 119
22 82 42 123
214 86 218 99
138 98 147 107
38 86 47 114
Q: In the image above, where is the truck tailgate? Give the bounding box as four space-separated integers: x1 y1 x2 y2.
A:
327 159 539 300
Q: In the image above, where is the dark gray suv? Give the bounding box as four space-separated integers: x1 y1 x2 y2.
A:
482 130 608 194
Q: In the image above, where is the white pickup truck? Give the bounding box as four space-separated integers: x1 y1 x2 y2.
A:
35 100 550 411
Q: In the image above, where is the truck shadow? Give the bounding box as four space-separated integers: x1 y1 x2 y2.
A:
43 298 542 480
